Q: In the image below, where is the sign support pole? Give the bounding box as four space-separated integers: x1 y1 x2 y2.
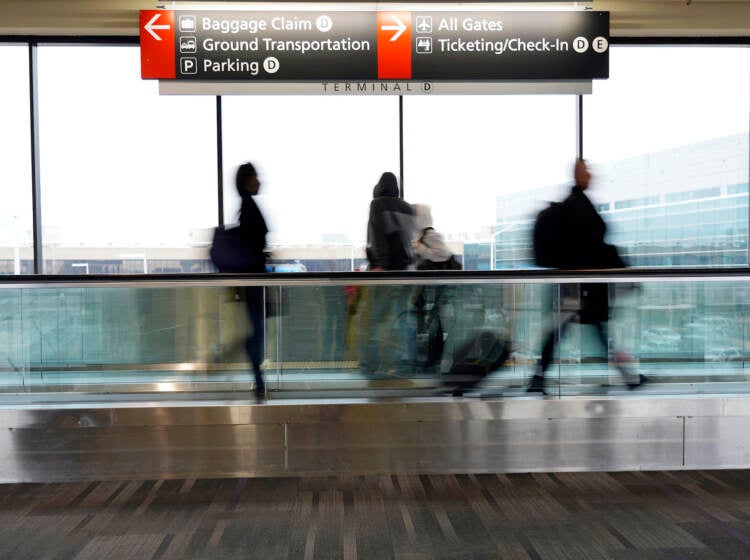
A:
28 43 43 275
216 95 225 227
399 95 405 199
577 94 584 159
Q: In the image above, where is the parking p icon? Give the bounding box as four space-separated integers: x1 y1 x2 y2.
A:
180 57 197 74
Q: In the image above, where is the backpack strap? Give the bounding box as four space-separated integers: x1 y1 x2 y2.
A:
419 227 434 247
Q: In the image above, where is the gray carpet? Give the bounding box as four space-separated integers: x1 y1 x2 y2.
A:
1 470 750 559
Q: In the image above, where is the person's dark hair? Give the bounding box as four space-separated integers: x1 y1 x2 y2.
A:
235 162 258 197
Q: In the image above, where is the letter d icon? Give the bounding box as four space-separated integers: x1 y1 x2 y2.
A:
263 57 280 74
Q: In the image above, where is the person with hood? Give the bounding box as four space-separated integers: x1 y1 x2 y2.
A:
236 162 268 399
360 172 415 373
366 172 415 271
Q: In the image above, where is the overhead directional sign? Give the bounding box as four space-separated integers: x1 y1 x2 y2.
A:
140 9 609 81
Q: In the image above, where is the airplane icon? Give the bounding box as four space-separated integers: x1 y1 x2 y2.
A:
416 16 432 33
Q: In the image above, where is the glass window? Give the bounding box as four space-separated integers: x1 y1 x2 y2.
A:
403 96 577 270
221 96 399 271
0 45 33 274
584 46 750 268
614 195 661 210
666 187 721 204
37 46 218 274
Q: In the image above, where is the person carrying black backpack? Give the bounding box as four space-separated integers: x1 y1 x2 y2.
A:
529 159 646 393
366 172 415 271
359 172 415 373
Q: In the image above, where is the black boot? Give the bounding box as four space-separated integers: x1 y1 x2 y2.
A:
627 374 649 390
527 374 546 394
254 375 266 400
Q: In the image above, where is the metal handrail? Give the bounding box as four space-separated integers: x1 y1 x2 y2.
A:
1 267 750 288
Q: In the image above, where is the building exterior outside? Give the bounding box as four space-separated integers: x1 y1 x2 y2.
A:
484 133 749 269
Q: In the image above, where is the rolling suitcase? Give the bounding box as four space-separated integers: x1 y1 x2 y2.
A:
443 331 511 396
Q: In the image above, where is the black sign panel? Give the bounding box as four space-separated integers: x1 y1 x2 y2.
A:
173 11 376 80
410 11 609 80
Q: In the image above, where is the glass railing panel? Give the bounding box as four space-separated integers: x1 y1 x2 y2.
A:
0 288 25 387
615 280 749 392
18 285 254 388
0 272 748 399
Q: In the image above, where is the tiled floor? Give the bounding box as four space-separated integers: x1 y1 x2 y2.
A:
2 470 750 559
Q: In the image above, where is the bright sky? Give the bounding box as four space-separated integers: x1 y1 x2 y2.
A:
1 44 748 249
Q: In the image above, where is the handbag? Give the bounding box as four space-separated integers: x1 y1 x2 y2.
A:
210 225 262 273
415 228 462 271
417 255 462 271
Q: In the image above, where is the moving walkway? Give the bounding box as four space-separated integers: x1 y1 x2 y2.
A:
0 270 748 481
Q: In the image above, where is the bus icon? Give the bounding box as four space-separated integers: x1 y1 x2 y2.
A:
180 37 197 53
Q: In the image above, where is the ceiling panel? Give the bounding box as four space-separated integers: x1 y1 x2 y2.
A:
0 1 747 37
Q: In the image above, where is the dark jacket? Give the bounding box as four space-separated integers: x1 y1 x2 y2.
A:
563 185 625 324
564 186 625 270
366 175 415 270
239 195 268 273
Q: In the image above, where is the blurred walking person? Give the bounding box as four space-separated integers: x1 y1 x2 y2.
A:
529 159 646 394
411 204 460 371
236 162 268 399
366 172 415 271
360 172 415 373
412 204 458 271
